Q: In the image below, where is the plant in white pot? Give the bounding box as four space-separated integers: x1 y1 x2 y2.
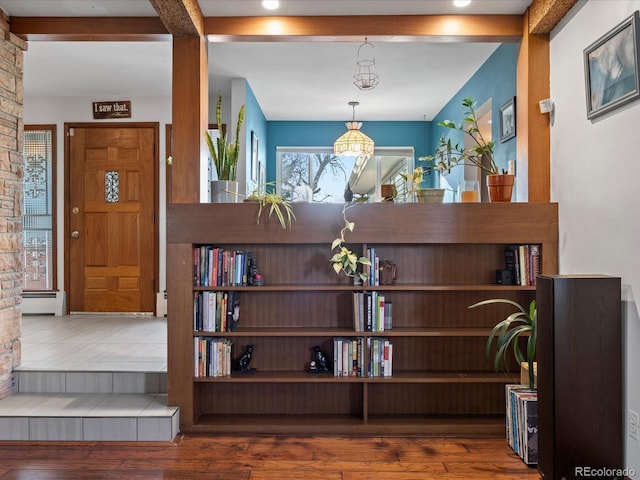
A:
400 166 444 203
205 93 245 202
423 97 514 202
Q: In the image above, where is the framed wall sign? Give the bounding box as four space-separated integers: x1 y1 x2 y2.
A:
499 97 516 142
584 11 640 119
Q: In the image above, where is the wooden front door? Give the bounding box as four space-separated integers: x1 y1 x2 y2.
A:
67 124 157 313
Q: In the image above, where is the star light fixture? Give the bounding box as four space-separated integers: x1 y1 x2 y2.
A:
353 37 379 91
333 101 375 158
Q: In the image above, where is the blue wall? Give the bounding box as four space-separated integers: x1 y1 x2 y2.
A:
244 82 268 187
431 43 519 187
266 120 434 185
256 42 518 192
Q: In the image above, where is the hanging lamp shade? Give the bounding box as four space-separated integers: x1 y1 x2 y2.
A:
333 122 375 157
333 102 374 157
353 37 379 91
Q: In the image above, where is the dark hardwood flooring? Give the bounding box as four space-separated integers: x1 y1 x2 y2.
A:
0 435 541 479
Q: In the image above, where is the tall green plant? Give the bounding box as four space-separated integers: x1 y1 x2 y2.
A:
470 298 536 389
205 93 245 181
423 97 505 175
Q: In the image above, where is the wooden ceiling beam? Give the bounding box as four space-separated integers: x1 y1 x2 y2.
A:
10 17 169 41
528 0 578 34
149 0 203 37
204 15 523 42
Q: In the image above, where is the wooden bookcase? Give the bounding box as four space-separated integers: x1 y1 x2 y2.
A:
167 202 558 434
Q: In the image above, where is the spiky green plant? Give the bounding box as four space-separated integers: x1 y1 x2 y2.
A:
470 298 536 389
246 182 296 230
205 93 245 181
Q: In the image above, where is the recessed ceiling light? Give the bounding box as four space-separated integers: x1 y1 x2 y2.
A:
453 0 472 7
261 0 280 10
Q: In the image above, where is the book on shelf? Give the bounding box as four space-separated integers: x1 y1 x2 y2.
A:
366 247 380 286
504 244 541 286
367 337 392 377
193 245 254 287
505 384 538 465
352 291 392 332
194 337 232 378
333 337 364 377
193 291 241 332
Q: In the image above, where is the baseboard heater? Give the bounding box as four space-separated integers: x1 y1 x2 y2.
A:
21 291 66 316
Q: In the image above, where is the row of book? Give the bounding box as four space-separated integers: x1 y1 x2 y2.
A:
505 244 541 286
193 245 254 287
365 247 380 286
352 291 393 332
193 291 241 332
194 337 232 378
506 384 538 465
333 337 393 377
333 337 365 377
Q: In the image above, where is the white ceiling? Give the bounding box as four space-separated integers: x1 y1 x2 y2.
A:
0 0 533 121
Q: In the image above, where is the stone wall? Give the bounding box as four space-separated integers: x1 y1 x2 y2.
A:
0 11 25 400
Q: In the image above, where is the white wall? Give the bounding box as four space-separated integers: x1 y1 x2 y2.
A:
24 95 172 310
550 0 640 469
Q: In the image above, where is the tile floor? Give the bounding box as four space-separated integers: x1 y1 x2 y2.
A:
17 313 167 372
0 314 177 442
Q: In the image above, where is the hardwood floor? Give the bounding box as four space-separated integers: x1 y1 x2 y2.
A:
0 435 541 479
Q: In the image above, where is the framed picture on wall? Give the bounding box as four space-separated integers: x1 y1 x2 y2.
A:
584 11 640 119
258 161 265 193
251 131 259 182
499 97 516 142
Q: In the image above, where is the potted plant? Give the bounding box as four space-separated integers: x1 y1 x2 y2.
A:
244 182 296 230
400 166 444 203
330 202 371 283
469 298 536 389
423 97 514 202
205 93 245 202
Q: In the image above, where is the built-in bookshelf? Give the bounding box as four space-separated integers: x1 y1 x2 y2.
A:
167 202 558 434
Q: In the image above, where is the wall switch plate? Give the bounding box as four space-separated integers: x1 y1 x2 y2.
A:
507 160 515 175
629 410 638 440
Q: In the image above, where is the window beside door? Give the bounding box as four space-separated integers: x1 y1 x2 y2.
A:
22 125 56 290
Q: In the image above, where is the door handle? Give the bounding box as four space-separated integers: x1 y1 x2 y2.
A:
71 230 80 239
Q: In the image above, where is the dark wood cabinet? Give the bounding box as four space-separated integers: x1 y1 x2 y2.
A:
537 275 622 480
167 202 558 434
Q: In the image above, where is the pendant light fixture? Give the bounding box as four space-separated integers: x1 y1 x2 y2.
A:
353 37 379 91
333 101 375 157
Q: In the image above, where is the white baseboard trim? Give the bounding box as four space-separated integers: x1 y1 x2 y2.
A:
156 291 167 317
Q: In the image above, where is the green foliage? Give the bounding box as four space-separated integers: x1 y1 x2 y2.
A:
469 298 536 389
246 182 296 230
330 203 371 282
205 93 246 181
422 97 506 175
